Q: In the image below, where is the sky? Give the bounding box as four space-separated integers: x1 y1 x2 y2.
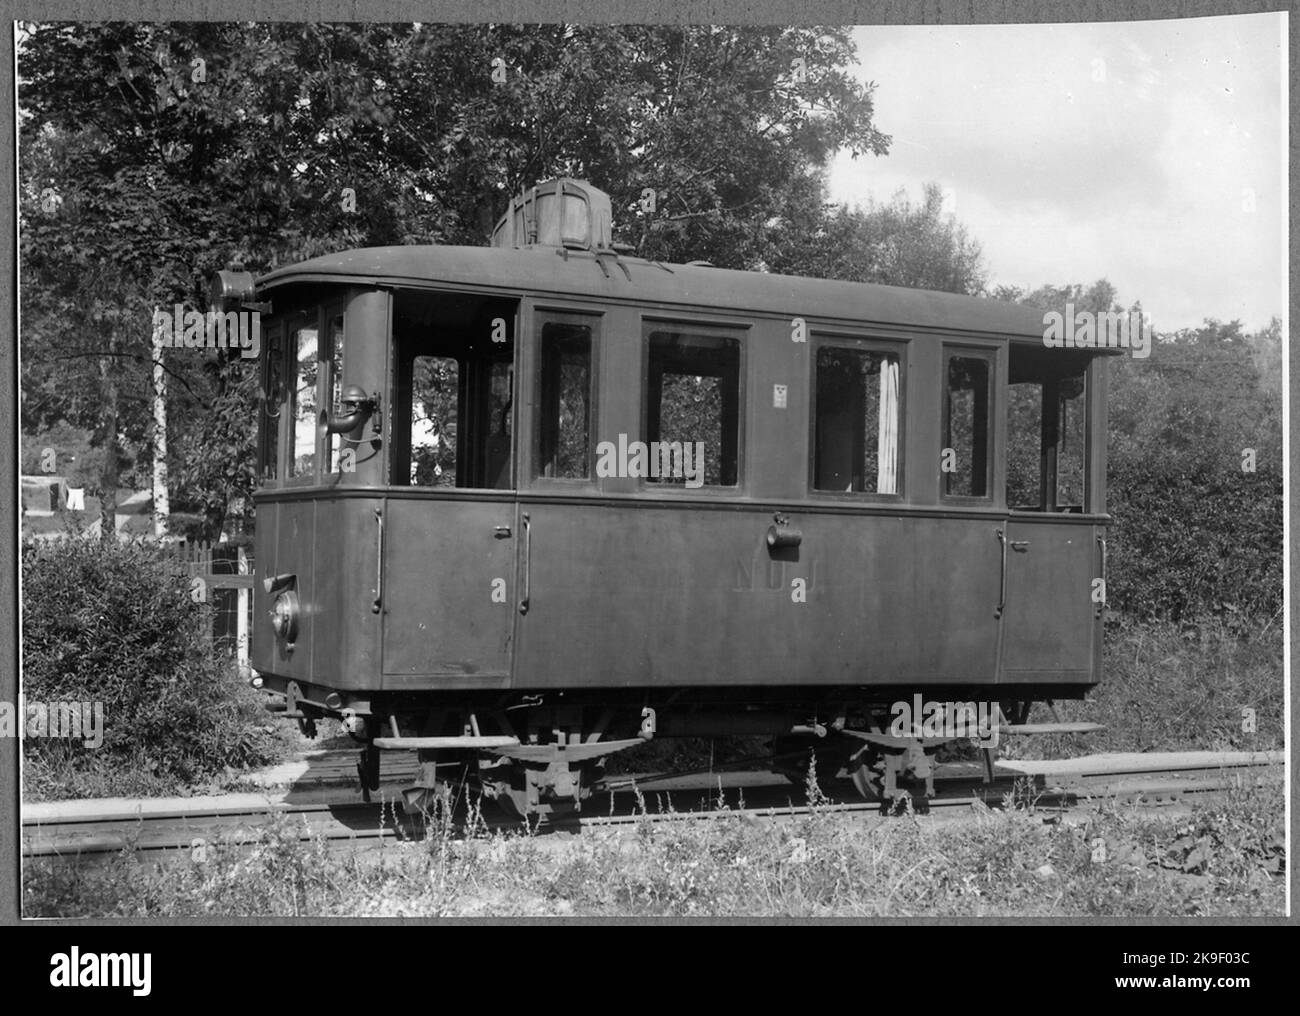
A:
827 14 1286 334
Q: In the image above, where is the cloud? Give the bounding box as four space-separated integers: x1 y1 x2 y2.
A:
830 14 1285 331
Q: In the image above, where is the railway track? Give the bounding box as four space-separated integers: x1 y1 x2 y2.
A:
22 750 1282 861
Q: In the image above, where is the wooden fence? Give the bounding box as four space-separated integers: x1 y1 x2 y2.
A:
165 541 255 674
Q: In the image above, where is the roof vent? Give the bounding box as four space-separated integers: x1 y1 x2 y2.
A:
491 178 613 251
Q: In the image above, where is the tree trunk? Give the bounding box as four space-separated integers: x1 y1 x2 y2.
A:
151 308 170 537
98 331 120 541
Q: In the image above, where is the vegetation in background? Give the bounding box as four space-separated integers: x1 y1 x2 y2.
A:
24 773 1284 918
21 535 282 800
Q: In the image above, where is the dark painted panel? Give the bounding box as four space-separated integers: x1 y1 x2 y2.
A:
251 499 315 683
381 498 516 679
310 497 383 689
1000 518 1098 680
511 501 1002 688
250 499 278 672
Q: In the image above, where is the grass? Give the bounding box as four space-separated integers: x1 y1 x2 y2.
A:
24 769 1284 918
20 614 1286 917
1005 617 1284 761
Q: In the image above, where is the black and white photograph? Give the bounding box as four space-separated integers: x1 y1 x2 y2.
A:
9 6 1289 929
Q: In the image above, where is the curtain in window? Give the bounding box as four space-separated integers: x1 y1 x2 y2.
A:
876 358 899 494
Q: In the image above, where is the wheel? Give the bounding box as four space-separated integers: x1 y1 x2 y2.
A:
771 736 846 794
849 753 884 802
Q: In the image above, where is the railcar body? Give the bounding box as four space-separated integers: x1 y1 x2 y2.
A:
236 179 1116 815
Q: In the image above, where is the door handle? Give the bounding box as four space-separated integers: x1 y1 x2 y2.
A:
996 529 1007 618
519 512 531 615
995 533 1029 618
372 507 383 614
1096 535 1107 618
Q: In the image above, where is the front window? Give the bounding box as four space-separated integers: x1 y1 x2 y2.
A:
291 323 319 478
326 312 345 473
259 323 284 482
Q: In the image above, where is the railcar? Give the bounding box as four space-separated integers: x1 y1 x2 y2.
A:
220 178 1116 817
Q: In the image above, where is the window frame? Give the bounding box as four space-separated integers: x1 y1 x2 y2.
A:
1006 342 1094 514
257 319 286 489
529 308 602 490
939 344 999 505
638 316 748 494
388 292 520 492
807 331 908 502
283 308 325 488
322 301 348 476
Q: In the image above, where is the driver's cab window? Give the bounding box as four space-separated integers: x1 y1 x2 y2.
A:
391 292 517 489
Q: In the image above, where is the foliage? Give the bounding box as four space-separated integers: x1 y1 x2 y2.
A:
769 181 988 295
23 772 1285 918
21 534 279 797
1008 618 1283 761
1107 461 1282 624
999 281 1282 623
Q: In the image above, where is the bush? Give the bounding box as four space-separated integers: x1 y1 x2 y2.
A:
21 534 279 799
1107 460 1282 625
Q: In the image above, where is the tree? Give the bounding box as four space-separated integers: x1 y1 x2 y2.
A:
768 182 988 295
20 23 892 538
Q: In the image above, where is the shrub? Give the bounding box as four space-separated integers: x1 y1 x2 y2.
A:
1107 459 1282 626
21 533 279 798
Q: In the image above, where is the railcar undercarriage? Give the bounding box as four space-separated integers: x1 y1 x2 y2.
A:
260 679 1101 818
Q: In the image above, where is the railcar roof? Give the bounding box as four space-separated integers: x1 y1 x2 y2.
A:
258 244 1055 340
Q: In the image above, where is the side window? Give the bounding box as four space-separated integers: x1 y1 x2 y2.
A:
943 352 993 499
536 320 594 479
291 323 319 479
1008 346 1089 511
391 292 516 489
645 327 742 487
813 343 902 494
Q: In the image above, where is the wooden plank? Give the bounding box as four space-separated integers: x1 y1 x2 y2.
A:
206 575 255 589
995 750 1282 778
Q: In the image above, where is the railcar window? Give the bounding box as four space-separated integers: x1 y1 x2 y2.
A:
326 313 345 473
259 324 284 482
1007 382 1043 508
646 330 741 487
1007 346 1089 511
944 354 992 498
1057 376 1086 506
291 325 319 478
410 356 459 486
391 292 517 489
537 322 592 479
814 346 901 494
